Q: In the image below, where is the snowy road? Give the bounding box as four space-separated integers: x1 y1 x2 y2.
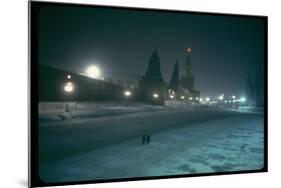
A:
38 108 264 183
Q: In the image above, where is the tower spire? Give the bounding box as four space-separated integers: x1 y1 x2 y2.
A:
143 49 163 81
169 61 180 93
181 47 194 92
183 49 192 77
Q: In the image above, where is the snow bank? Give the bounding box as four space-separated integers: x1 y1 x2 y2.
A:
237 106 264 114
38 101 200 122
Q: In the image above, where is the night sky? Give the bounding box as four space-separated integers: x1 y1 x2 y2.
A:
38 4 266 98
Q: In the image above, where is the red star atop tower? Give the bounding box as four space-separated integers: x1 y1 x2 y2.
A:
186 48 192 53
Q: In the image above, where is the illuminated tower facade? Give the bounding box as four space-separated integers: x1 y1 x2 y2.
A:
169 61 180 94
181 48 194 92
139 50 165 105
180 48 200 100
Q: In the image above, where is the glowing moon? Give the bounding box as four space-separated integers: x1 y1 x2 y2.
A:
86 65 101 79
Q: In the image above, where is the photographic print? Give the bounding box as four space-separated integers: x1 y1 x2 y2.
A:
29 1 267 187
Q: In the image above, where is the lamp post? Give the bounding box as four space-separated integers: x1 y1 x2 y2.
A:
124 90 132 107
152 93 159 105
153 93 159 99
64 82 74 112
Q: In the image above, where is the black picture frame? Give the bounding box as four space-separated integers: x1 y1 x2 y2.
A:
29 1 268 187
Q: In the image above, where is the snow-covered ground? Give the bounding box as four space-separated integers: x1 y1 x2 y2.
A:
38 105 264 183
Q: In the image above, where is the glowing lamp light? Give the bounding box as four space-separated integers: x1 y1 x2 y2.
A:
189 97 193 100
124 90 132 97
206 97 210 102
64 82 74 93
199 98 203 102
219 95 224 100
170 95 174 99
195 97 199 100
224 100 228 103
232 95 236 99
153 93 159 98
86 65 101 79
181 96 185 99
240 97 246 102
187 48 192 53
67 75 71 79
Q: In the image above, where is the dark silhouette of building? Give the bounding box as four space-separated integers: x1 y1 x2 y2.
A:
180 48 200 100
139 50 166 105
39 64 125 102
169 61 180 96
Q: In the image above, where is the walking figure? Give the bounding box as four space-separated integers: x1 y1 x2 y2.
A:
142 134 151 145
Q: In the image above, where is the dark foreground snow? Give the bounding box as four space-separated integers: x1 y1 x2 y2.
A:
38 108 264 183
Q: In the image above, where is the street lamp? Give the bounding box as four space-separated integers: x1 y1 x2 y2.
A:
124 90 132 97
64 82 74 93
170 95 174 99
206 97 210 102
181 96 185 100
189 97 193 101
240 97 246 102
232 95 236 99
153 93 159 99
124 90 132 107
86 65 101 79
219 95 224 100
67 74 71 79
64 82 74 112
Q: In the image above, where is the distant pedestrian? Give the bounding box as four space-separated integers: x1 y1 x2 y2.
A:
147 134 151 144
142 134 151 145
